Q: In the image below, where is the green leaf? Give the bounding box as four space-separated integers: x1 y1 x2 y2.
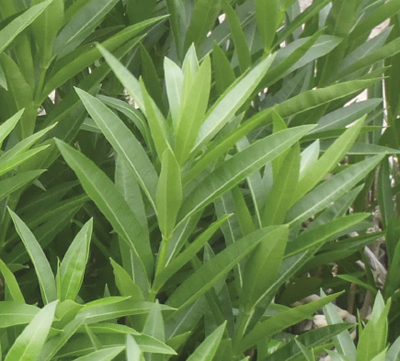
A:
212 43 236 95
126 335 144 361
41 17 164 103
357 293 390 361
0 170 46 204
193 55 275 150
56 139 153 284
31 0 64 68
184 0 222 51
274 79 379 118
0 146 49 177
0 109 23 148
255 0 282 51
322 290 356 360
292 117 364 206
264 323 352 361
156 149 183 239
0 302 38 328
180 125 314 224
39 314 86 361
110 259 144 302
241 226 288 312
310 99 382 134
167 226 286 310
237 292 342 353
0 1 51 55
0 259 24 302
221 0 251 72
164 57 184 126
350 0 400 40
75 87 158 207
78 297 173 324
58 219 93 301
286 214 370 257
73 346 125 361
262 145 300 226
143 300 165 348
295 339 314 361
187 322 226 361
4 301 57 361
53 0 119 58
387 336 400 361
287 155 384 227
378 158 396 228
153 215 231 292
140 78 172 160
140 45 163 110
98 95 150 145
9 210 57 304
175 55 211 164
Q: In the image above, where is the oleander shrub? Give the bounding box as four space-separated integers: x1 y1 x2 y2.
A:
1 0 400 360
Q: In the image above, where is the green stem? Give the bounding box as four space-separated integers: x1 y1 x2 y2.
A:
155 235 170 276
233 308 253 349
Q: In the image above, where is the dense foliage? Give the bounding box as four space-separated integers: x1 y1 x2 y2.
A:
1 0 400 359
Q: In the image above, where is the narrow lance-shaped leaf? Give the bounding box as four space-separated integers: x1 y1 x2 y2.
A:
322 290 357 360
75 87 158 208
156 149 183 240
126 334 144 361
241 225 288 312
58 219 93 301
262 144 300 226
286 213 370 258
4 301 57 361
152 214 232 292
237 292 342 353
40 17 165 104
221 0 251 72
9 210 57 304
256 0 282 51
0 259 25 302
73 346 125 361
0 0 51 55
31 0 64 68
164 57 184 126
184 0 222 51
193 55 276 151
179 125 314 224
175 55 211 165
55 139 154 284
291 117 364 206
53 0 119 58
0 109 23 148
187 322 226 361
110 258 144 302
287 155 385 227
167 226 287 310
140 78 172 160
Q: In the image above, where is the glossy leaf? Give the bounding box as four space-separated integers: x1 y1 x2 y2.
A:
58 219 93 301
56 139 153 282
187 322 226 361
237 292 342 353
4 301 57 361
9 210 57 304
156 149 183 239
179 125 314 223
167 226 287 310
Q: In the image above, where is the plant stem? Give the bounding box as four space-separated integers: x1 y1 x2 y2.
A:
234 308 253 348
